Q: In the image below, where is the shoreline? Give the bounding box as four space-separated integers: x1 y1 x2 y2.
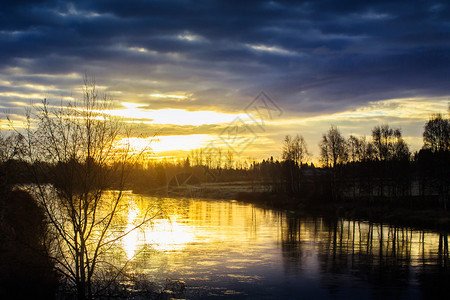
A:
135 184 450 233
236 191 450 233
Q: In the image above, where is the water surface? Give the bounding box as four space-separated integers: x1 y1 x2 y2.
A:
115 194 449 299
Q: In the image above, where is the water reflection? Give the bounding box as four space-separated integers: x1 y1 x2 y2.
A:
123 206 139 259
280 217 450 299
112 195 449 299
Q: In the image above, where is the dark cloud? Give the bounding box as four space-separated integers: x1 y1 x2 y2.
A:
0 0 449 115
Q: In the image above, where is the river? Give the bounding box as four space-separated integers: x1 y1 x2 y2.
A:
110 193 449 299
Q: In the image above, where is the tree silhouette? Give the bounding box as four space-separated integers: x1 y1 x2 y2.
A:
319 126 347 168
371 125 409 162
423 114 450 152
282 134 309 193
19 78 157 299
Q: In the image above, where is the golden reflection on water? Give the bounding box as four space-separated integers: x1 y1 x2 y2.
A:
145 218 196 251
123 206 139 259
118 195 448 266
109 194 449 298
121 197 197 259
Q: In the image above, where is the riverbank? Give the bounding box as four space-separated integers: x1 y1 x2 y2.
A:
234 191 450 233
135 182 450 233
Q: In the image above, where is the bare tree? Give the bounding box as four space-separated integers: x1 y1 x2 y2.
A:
372 125 391 161
319 134 330 168
348 135 376 162
347 135 360 164
372 124 410 161
0 132 23 163
318 126 348 200
371 125 410 197
319 126 347 168
282 134 309 165
347 135 361 197
19 79 157 299
226 150 234 169
423 113 450 152
282 134 309 193
216 148 222 170
421 113 450 209
392 128 410 161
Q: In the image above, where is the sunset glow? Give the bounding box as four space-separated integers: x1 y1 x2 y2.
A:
97 95 447 162
116 134 213 154
105 104 253 126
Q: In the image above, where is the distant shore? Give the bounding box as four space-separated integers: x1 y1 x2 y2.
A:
235 191 450 232
135 181 450 232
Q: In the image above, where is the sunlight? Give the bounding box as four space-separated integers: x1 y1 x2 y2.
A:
267 96 449 127
127 47 149 53
121 102 146 109
177 32 204 42
123 207 139 259
150 94 186 99
145 218 195 251
151 134 212 152
115 134 213 154
106 103 252 126
122 197 196 255
0 92 44 99
247 44 295 55
147 109 250 125
123 214 195 255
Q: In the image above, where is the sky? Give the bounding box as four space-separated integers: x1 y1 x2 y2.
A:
1 0 449 162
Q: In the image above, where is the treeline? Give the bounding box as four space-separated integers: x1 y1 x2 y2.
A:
2 112 449 209
102 111 450 209
127 157 259 194
255 112 450 209
128 111 449 210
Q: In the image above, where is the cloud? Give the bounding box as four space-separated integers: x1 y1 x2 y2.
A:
1 0 449 158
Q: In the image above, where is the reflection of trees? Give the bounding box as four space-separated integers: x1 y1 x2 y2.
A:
280 217 304 275
280 216 450 297
417 233 449 299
